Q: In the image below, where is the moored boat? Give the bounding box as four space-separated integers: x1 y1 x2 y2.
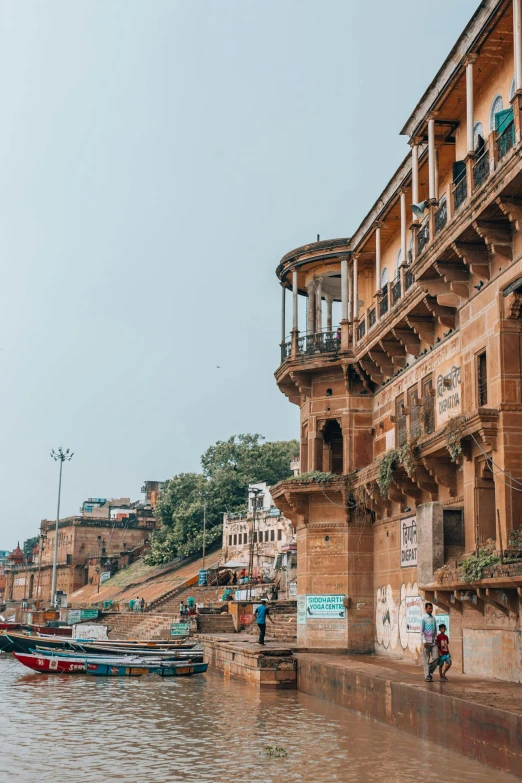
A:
13 651 87 674
85 661 208 677
32 646 204 663
3 631 195 657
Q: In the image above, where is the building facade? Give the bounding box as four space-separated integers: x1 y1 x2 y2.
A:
5 494 160 605
222 483 295 578
272 0 522 682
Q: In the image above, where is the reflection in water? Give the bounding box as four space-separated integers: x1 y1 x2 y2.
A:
0 655 517 783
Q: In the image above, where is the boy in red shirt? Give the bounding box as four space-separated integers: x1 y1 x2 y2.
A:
437 623 451 681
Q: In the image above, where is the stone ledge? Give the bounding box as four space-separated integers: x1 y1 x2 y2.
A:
199 635 296 689
296 653 522 778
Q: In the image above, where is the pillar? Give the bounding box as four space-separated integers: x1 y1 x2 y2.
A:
416 502 444 586
464 55 477 156
325 294 333 332
292 269 298 331
306 280 316 334
341 256 350 351
400 190 407 266
427 114 437 202
316 280 323 333
515 0 522 94
281 285 286 345
375 222 382 321
410 138 420 213
353 256 358 321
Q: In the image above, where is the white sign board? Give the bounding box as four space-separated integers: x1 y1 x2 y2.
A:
436 364 461 427
400 516 417 567
100 571 111 584
72 624 108 641
297 595 307 625
289 581 297 597
404 596 423 633
434 612 450 639
306 595 345 620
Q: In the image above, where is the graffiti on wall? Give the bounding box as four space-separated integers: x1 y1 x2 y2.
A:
375 582 422 653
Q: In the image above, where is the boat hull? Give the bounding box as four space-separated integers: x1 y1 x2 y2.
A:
85 662 209 677
13 652 86 674
4 631 195 656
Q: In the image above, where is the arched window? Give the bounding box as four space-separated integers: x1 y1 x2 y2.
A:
489 94 504 131
396 248 402 272
510 76 516 101
473 121 484 150
380 267 389 289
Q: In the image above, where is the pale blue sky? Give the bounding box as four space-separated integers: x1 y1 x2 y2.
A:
0 0 478 548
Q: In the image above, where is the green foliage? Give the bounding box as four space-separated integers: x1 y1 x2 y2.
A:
461 549 500 583
378 451 398 496
398 438 419 479
22 536 39 560
265 746 287 758
289 471 336 484
146 434 298 565
445 417 463 463
508 524 522 549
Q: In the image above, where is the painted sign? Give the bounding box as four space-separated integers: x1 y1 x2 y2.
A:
404 595 423 633
436 363 461 426
289 581 297 597
73 624 108 641
400 516 417 567
170 622 191 637
306 595 345 619
198 570 208 586
434 611 450 639
297 595 307 625
67 609 99 625
100 572 111 584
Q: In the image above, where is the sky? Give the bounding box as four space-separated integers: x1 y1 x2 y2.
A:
0 0 479 549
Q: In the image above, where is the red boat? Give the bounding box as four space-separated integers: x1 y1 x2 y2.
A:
13 651 86 674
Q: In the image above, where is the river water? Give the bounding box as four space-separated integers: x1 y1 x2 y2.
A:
0 655 517 783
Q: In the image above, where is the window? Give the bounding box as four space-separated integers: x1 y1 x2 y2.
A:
381 267 389 289
233 534 237 545
264 530 269 542
408 385 421 438
478 352 488 406
489 94 503 131
473 121 484 151
277 529 282 541
396 395 407 447
228 535 232 546
270 529 275 541
254 531 258 543
422 376 435 435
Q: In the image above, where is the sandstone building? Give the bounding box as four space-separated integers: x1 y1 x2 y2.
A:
5 494 159 605
272 0 522 682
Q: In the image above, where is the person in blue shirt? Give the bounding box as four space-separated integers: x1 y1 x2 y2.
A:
254 599 274 645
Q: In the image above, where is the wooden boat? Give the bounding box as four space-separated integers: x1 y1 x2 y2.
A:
4 631 195 656
85 661 208 677
13 651 208 677
32 646 205 663
13 651 87 674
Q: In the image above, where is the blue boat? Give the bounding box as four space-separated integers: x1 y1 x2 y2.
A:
85 661 209 677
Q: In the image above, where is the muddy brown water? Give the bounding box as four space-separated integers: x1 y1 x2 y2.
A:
0 654 518 783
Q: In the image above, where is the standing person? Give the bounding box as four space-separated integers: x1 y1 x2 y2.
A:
140 597 146 613
179 601 185 618
420 602 439 681
134 597 140 614
437 623 452 681
336 326 341 342
254 599 274 646
232 571 237 585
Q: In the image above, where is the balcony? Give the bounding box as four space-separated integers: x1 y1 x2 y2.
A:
379 287 389 317
357 319 366 342
296 330 340 357
434 199 447 235
497 121 515 162
452 171 467 212
473 145 490 190
404 268 414 291
392 274 401 306
368 306 376 329
416 221 430 256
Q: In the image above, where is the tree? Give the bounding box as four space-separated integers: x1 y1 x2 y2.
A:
146 434 298 565
23 536 39 560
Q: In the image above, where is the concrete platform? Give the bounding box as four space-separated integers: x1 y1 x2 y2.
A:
296 653 522 778
199 634 296 688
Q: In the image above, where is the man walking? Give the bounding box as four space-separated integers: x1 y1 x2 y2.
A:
421 602 439 681
254 599 274 645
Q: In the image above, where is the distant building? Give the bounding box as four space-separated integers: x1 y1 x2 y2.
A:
222 482 295 581
5 485 162 605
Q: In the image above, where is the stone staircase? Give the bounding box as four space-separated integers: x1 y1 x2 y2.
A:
196 613 236 634
145 550 223 612
100 612 177 640
154 585 226 614
246 600 297 643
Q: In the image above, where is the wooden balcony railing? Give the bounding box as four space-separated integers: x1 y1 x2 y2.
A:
497 121 515 161
473 145 490 190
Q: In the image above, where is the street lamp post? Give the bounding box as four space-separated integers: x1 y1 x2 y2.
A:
50 447 73 607
247 487 263 600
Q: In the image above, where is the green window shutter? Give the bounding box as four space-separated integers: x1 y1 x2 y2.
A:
452 160 466 183
495 107 514 135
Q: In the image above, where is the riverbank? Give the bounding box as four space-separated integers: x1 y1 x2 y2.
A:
199 634 522 778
